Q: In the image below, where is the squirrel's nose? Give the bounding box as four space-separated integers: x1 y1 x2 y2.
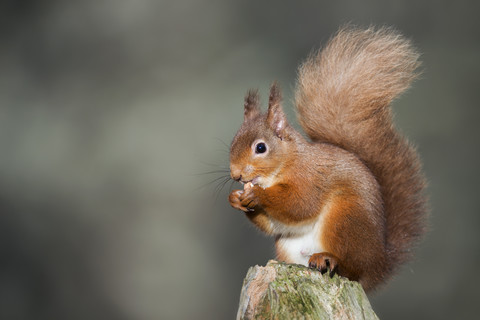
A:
230 166 242 182
231 173 242 182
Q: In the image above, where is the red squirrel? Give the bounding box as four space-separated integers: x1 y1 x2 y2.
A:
228 26 427 292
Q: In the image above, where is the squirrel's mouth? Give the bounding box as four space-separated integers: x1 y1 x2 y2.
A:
242 177 261 190
244 182 254 190
241 176 259 186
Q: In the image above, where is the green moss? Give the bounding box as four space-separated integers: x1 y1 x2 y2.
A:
238 261 379 319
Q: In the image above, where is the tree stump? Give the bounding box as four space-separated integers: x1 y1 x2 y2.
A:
236 260 379 320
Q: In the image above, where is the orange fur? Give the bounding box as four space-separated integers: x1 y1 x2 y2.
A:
228 26 427 292
320 184 387 291
245 211 273 235
296 26 427 272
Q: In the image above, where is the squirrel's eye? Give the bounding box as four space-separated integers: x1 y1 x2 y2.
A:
255 142 267 154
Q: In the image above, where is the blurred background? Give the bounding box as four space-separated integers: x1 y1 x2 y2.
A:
1 0 479 319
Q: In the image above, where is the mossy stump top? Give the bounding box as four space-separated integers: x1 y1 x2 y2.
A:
237 260 378 320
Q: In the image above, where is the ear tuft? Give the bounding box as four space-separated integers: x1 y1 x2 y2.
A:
244 89 260 121
267 82 288 139
268 81 282 109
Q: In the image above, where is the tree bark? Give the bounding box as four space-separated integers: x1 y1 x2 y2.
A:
237 260 379 320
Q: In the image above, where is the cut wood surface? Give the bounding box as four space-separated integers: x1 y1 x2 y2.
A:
237 260 379 320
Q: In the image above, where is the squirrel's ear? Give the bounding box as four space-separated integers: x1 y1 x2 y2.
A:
267 82 288 139
244 89 260 121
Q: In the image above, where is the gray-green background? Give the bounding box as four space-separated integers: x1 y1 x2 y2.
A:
1 1 479 319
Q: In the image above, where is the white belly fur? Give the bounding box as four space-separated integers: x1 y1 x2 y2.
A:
271 206 329 267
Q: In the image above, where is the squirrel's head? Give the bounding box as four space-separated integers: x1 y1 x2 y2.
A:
230 83 295 189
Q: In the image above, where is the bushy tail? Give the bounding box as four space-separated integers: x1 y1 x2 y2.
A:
295 26 427 273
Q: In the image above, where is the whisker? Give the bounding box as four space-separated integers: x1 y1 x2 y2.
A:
190 170 230 176
195 174 230 191
214 176 232 202
228 179 236 192
213 137 231 151
214 176 229 194
198 159 230 170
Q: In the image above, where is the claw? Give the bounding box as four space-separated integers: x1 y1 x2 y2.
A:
308 253 338 278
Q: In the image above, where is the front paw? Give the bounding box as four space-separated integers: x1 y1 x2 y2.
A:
229 190 253 212
308 252 339 277
239 187 258 211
